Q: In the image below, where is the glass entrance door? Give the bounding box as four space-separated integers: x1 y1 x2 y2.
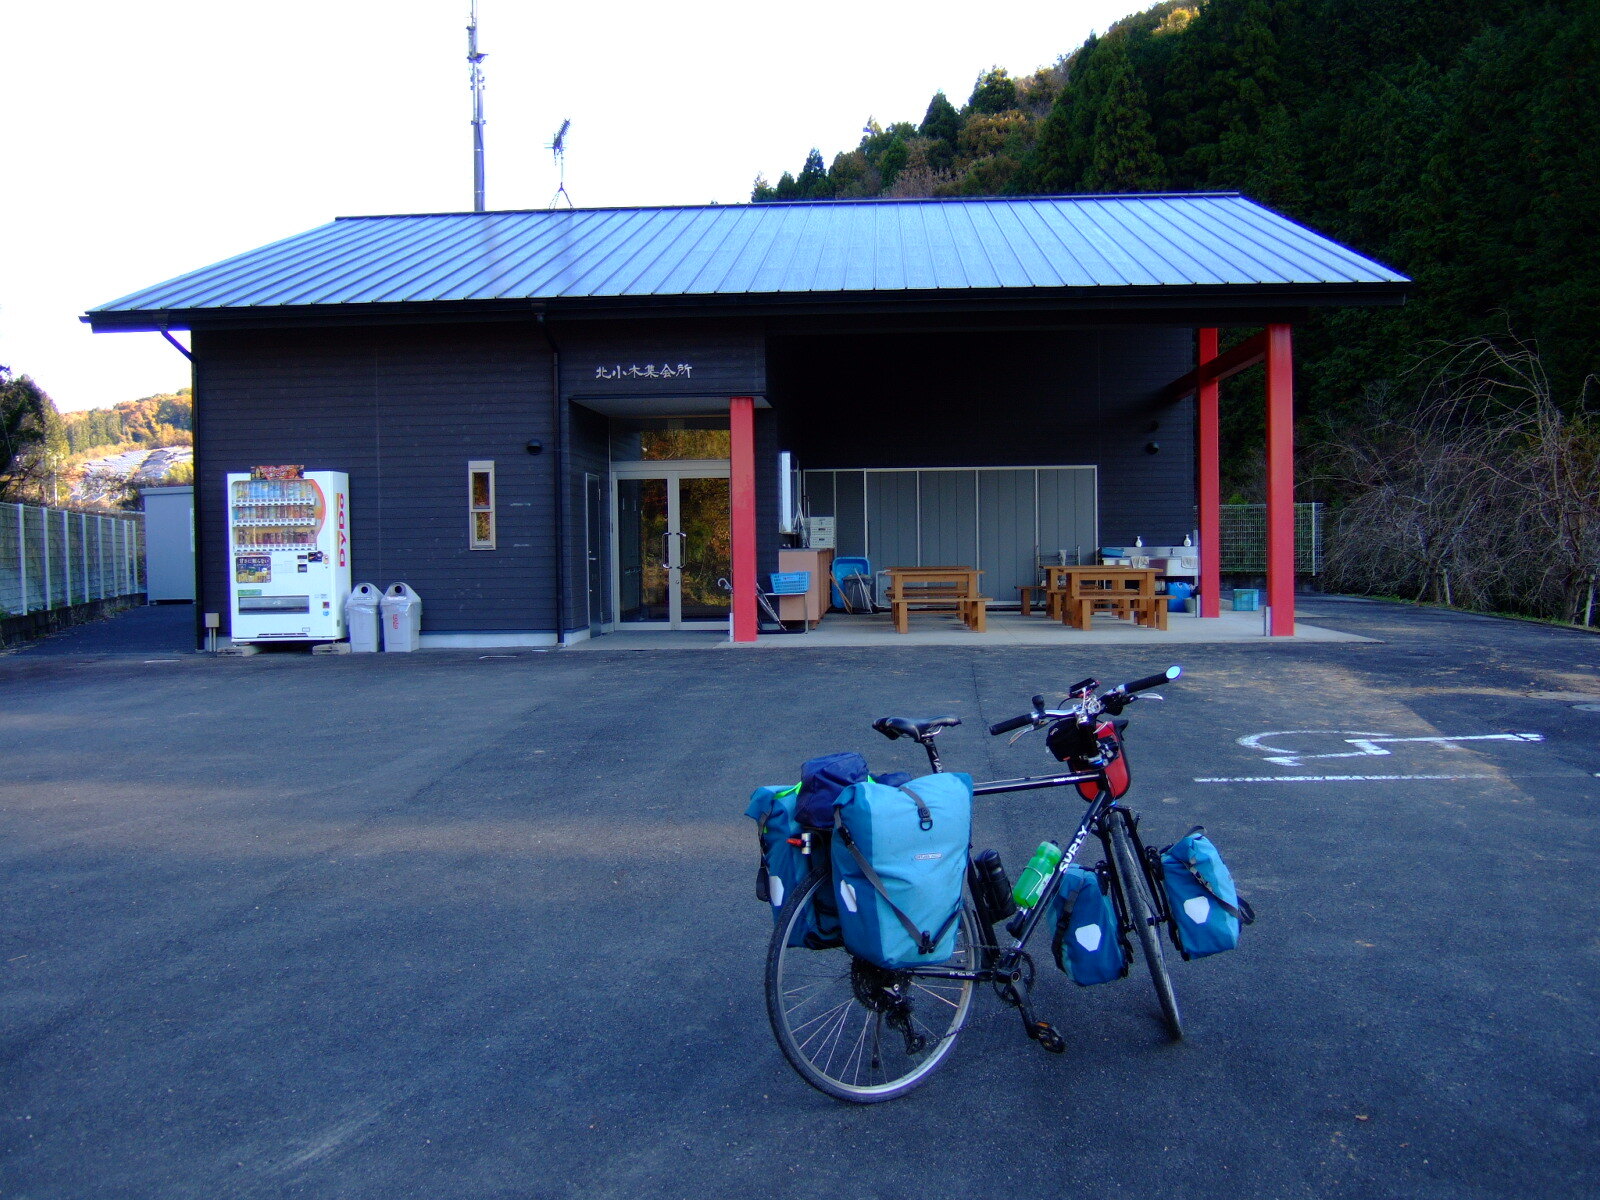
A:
614 466 731 628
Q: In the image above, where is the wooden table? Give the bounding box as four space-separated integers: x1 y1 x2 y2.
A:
1047 566 1167 630
885 566 989 633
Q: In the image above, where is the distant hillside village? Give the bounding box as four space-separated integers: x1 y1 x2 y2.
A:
0 371 192 510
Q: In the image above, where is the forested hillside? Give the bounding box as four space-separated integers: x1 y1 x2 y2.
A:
62 389 192 457
756 0 1598 476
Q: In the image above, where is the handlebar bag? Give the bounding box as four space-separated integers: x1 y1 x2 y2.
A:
1049 864 1129 985
795 751 870 830
1159 826 1256 959
831 773 972 969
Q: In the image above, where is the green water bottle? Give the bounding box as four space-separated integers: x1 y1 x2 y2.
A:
1012 841 1064 908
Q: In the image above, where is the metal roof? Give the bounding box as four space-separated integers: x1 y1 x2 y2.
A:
86 193 1407 326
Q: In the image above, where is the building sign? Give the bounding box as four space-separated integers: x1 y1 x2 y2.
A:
593 363 694 380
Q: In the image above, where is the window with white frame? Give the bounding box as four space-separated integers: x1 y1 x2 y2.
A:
468 460 496 550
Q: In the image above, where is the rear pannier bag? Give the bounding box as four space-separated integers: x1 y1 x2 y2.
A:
1160 826 1255 959
1049 864 1128 985
796 751 870 831
745 783 840 947
831 773 972 969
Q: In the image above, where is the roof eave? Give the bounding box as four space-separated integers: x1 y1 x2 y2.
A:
82 280 1409 334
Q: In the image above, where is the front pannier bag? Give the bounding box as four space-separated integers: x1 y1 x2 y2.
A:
1048 864 1128 985
1160 826 1255 959
746 782 841 947
831 773 973 969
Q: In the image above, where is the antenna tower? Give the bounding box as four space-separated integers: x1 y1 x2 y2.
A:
548 119 573 208
468 1 487 211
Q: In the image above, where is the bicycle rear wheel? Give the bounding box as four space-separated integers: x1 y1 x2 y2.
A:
1110 813 1183 1040
765 870 977 1103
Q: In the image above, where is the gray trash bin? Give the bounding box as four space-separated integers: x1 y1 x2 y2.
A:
346 582 382 652
380 582 423 652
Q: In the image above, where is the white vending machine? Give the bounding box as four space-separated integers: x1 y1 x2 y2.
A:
226 469 350 642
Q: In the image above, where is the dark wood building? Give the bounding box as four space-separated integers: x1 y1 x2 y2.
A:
86 194 1407 645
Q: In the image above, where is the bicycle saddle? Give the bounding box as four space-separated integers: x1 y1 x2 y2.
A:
873 715 962 741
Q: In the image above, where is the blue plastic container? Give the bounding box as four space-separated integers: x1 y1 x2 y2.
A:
1166 581 1193 612
769 571 811 595
831 556 872 608
1232 588 1259 612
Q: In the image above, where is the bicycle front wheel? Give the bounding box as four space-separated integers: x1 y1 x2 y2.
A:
765 870 978 1104
1110 813 1183 1040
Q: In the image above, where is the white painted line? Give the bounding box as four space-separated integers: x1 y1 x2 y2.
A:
1239 729 1545 766
1194 773 1495 784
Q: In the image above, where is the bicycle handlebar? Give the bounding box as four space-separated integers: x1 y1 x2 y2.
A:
987 665 1182 736
988 713 1035 736
1111 665 1183 696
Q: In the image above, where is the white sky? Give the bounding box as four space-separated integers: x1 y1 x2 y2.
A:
0 0 1143 412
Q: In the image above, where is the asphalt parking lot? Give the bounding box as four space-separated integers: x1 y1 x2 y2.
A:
2 598 1597 1199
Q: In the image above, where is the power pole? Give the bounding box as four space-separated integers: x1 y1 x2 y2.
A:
468 1 486 211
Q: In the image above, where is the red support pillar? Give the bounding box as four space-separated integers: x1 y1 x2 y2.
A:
1265 324 1296 636
729 396 758 643
1197 328 1222 618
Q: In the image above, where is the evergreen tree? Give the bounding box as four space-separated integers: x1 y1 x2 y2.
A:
919 90 962 170
1085 39 1165 191
797 148 833 199
968 66 1018 115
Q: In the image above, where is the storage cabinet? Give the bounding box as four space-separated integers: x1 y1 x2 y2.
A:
777 548 833 628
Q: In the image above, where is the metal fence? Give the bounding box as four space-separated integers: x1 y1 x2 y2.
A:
0 503 145 616
1218 502 1323 574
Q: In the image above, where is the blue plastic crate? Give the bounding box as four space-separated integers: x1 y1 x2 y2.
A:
768 571 811 595
1232 588 1259 612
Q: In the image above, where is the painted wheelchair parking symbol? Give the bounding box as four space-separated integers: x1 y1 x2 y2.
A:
1195 729 1545 783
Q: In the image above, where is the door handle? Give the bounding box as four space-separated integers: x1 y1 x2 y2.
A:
660 530 673 570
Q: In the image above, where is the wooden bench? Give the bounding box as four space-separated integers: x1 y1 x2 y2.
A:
888 567 987 633
1129 595 1170 631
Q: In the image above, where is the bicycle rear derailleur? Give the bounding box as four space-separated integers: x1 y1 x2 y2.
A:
852 960 929 1058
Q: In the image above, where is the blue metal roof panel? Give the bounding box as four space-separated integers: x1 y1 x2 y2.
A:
89 193 1408 317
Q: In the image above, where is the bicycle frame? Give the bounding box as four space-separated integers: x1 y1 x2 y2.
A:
887 740 1172 990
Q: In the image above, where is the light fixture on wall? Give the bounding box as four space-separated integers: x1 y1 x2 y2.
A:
526 439 544 455
1145 441 1161 454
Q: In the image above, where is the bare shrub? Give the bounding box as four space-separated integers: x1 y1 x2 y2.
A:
1319 337 1599 624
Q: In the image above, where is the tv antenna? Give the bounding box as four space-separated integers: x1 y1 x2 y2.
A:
548 118 573 208
468 1 487 211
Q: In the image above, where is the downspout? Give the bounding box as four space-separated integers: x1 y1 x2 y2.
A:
535 311 567 644
159 320 202 649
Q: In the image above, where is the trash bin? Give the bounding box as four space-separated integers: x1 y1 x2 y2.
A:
380 583 423 651
346 582 382 652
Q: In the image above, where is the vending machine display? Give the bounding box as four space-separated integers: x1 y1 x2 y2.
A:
226 469 351 642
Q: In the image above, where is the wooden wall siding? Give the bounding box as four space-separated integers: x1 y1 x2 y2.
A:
194 325 554 636
771 328 1195 547
556 320 766 406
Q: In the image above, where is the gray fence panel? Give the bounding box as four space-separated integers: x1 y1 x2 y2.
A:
978 469 1037 602
918 471 978 569
1037 468 1098 565
866 472 920 570
0 503 144 616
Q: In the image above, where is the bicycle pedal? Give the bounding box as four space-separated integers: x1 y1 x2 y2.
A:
1030 1021 1067 1054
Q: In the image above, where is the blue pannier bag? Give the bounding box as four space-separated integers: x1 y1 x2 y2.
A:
831 773 972 969
1160 826 1255 959
746 782 841 947
796 751 870 830
1049 864 1128 985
